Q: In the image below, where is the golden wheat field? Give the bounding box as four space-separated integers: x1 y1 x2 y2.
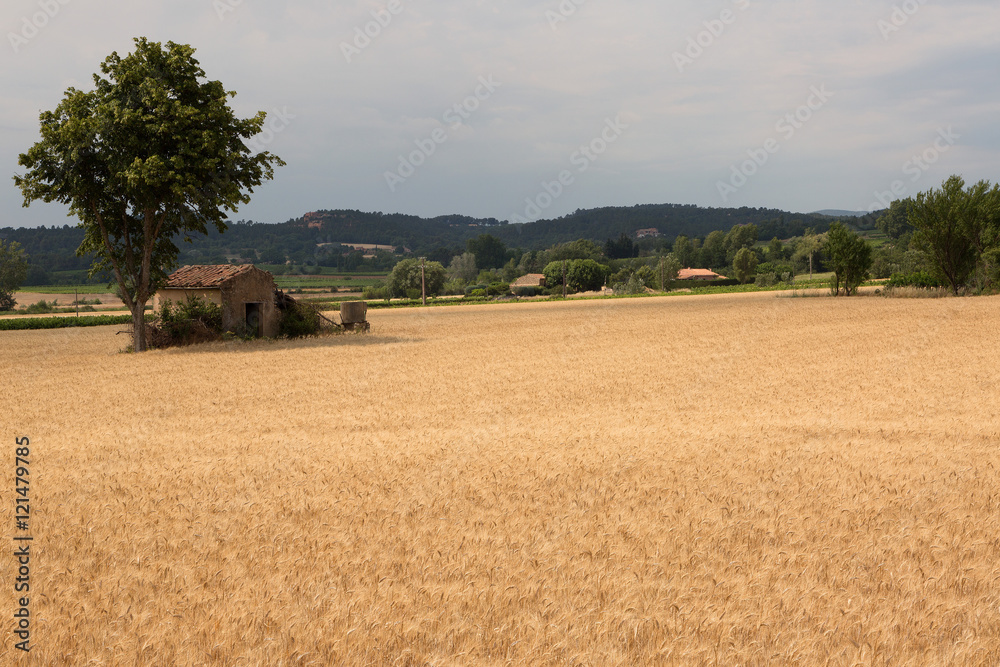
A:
4 292 1000 666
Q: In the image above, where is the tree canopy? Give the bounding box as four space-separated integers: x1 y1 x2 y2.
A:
386 258 447 298
14 37 283 350
825 222 872 296
908 175 1000 294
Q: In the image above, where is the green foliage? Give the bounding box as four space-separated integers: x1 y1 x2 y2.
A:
362 284 389 301
732 247 758 284
908 175 1000 294
448 252 478 283
0 239 29 311
13 37 283 351
511 286 539 297
386 259 447 298
886 271 945 289
610 260 657 294
20 299 58 314
278 302 322 338
542 259 609 293
825 222 873 296
876 198 916 240
544 239 605 262
699 230 727 269
870 242 926 279
724 224 759 262
604 233 637 259
466 234 508 270
0 313 143 331
153 295 224 346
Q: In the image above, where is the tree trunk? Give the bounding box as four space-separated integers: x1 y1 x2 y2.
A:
132 302 147 352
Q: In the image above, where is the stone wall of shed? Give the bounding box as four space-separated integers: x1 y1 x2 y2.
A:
219 270 280 337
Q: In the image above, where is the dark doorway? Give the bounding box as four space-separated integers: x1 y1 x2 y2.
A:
245 302 263 337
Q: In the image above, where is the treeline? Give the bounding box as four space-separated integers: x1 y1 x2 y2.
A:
1 203 863 285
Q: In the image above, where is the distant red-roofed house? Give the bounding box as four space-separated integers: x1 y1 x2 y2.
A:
635 228 661 238
677 268 727 281
152 265 279 337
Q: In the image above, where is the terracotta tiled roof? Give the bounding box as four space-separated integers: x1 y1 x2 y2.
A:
510 273 546 287
164 265 257 288
677 268 725 280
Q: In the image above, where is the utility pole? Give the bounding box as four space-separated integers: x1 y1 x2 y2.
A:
420 256 427 305
562 260 567 298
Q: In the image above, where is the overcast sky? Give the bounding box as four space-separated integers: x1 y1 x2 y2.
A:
3 0 998 228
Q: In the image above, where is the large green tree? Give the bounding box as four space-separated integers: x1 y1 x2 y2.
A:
825 222 872 296
386 258 446 298
724 223 758 262
0 240 29 311
14 38 283 351
731 247 758 284
908 176 1000 294
542 259 608 293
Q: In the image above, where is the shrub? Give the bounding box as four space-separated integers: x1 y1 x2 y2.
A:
469 289 487 298
278 301 322 338
487 282 509 296
464 284 487 297
886 271 945 289
363 285 389 301
152 296 224 347
512 286 538 297
20 299 58 314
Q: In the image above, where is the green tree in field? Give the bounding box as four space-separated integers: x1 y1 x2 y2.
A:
825 222 872 296
386 258 446 298
672 235 695 268
724 223 759 262
14 38 284 351
792 230 825 279
657 254 681 290
731 247 758 284
448 252 478 283
908 175 1000 294
700 229 727 270
543 259 608 293
0 239 29 311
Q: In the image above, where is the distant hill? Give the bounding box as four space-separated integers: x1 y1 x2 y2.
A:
2 203 881 280
811 209 872 218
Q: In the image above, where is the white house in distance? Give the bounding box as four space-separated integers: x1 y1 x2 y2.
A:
677 268 727 281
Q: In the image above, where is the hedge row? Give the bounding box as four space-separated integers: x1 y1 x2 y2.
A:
0 314 144 331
